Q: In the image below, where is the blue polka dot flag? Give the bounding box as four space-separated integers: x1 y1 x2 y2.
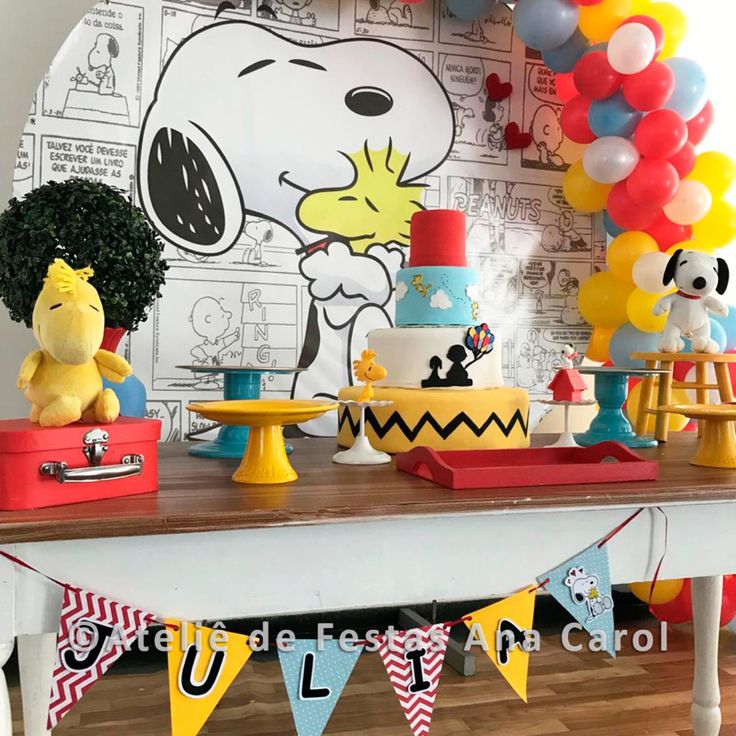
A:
539 541 616 657
279 639 364 736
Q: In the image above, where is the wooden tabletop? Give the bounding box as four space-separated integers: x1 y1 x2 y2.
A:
1 436 736 544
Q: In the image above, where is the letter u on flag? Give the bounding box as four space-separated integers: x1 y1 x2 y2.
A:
47 585 156 730
376 624 450 736
279 639 364 736
464 586 537 702
168 621 253 736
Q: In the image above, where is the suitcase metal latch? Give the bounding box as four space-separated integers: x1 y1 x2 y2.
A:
83 428 109 466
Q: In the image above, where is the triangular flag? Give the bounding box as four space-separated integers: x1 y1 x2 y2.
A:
464 586 537 702
540 541 616 657
168 620 253 736
47 585 155 730
278 639 363 736
376 624 450 736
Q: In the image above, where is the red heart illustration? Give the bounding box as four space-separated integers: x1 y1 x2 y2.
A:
505 122 533 150
485 73 513 101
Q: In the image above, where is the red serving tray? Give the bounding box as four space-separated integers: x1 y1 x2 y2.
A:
395 442 658 490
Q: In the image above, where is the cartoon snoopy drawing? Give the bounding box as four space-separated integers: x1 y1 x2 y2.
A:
564 566 613 623
137 20 454 435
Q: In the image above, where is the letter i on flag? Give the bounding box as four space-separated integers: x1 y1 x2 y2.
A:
541 540 616 657
47 585 156 730
279 640 364 736
168 621 253 736
377 624 450 736
464 586 537 702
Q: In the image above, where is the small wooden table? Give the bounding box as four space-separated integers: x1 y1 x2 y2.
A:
1 437 735 736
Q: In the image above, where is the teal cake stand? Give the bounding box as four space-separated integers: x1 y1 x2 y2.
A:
177 365 303 458
574 366 670 449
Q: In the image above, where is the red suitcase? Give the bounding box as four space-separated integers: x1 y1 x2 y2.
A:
0 416 161 511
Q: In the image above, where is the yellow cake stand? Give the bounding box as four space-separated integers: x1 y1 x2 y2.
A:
661 404 736 468
187 399 338 484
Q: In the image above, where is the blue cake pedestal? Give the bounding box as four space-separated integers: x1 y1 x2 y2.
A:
574 366 670 449
177 365 303 458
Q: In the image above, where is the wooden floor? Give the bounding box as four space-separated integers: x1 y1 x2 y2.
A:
9 623 736 735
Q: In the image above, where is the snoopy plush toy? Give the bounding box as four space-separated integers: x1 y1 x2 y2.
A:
653 249 729 354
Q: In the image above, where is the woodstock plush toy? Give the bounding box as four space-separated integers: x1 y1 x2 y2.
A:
17 259 132 427
352 349 387 403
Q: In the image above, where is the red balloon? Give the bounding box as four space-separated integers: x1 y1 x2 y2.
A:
626 159 679 208
555 73 578 104
634 109 688 159
622 61 675 111
650 579 692 624
668 141 696 179
607 181 659 230
687 100 715 146
561 95 595 143
620 15 665 56
573 51 622 101
721 575 736 627
644 212 692 251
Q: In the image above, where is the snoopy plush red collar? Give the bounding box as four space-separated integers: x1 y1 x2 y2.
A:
676 290 702 300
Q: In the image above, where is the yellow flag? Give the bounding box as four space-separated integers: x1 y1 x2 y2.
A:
464 586 537 702
167 620 253 736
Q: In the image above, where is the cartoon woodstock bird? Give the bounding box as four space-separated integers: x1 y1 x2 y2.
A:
17 259 132 427
352 349 387 403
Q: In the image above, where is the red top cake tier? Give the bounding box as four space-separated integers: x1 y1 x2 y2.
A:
409 209 467 267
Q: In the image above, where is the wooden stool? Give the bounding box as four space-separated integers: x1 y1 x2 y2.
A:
630 353 736 443
661 404 736 468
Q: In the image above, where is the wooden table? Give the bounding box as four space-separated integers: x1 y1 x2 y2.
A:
1 437 735 736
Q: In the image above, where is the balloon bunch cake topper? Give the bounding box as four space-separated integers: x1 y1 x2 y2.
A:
513 0 736 369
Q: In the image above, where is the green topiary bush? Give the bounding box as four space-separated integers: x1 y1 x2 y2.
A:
0 178 168 330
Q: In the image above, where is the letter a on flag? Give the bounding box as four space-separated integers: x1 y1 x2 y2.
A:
376 624 450 736
464 586 537 702
168 621 253 736
47 585 155 730
279 639 364 736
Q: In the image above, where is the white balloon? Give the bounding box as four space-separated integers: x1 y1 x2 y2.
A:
607 23 656 75
632 252 671 294
583 136 640 184
663 180 713 225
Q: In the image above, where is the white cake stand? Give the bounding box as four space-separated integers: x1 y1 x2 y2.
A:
333 400 394 465
536 399 597 448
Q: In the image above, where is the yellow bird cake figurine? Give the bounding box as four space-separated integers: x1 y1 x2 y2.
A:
352 349 387 403
17 259 132 427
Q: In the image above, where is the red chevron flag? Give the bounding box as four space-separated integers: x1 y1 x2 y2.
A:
47 585 155 730
377 624 450 736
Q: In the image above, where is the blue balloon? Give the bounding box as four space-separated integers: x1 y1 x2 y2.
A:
665 58 708 121
584 43 608 55
610 324 660 369
712 305 736 351
513 0 579 51
588 93 643 139
446 0 496 22
543 29 590 73
682 319 727 353
603 211 626 238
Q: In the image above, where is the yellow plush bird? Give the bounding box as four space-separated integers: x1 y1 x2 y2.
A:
17 259 132 427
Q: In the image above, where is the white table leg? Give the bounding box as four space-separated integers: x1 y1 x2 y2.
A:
0 640 14 736
692 575 723 736
17 634 55 736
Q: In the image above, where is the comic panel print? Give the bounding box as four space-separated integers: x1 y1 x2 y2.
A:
146 400 183 441
439 1 513 52
439 53 509 165
42 2 144 128
14 134 36 200
354 0 433 42
255 0 339 33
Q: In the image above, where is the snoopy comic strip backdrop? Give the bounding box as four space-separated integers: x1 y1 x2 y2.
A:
15 0 605 438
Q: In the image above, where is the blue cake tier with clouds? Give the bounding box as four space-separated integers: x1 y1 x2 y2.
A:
395 266 479 326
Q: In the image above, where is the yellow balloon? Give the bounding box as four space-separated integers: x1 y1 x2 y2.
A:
627 288 672 333
563 160 612 213
693 200 736 249
579 0 633 43
644 2 688 58
587 326 614 363
629 579 685 605
666 240 715 256
579 271 633 328
689 152 736 199
627 380 689 433
607 232 659 284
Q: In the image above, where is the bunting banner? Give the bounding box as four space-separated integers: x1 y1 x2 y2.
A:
168 621 253 736
279 639 364 736
377 624 450 736
464 586 537 702
541 541 616 657
47 585 155 730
